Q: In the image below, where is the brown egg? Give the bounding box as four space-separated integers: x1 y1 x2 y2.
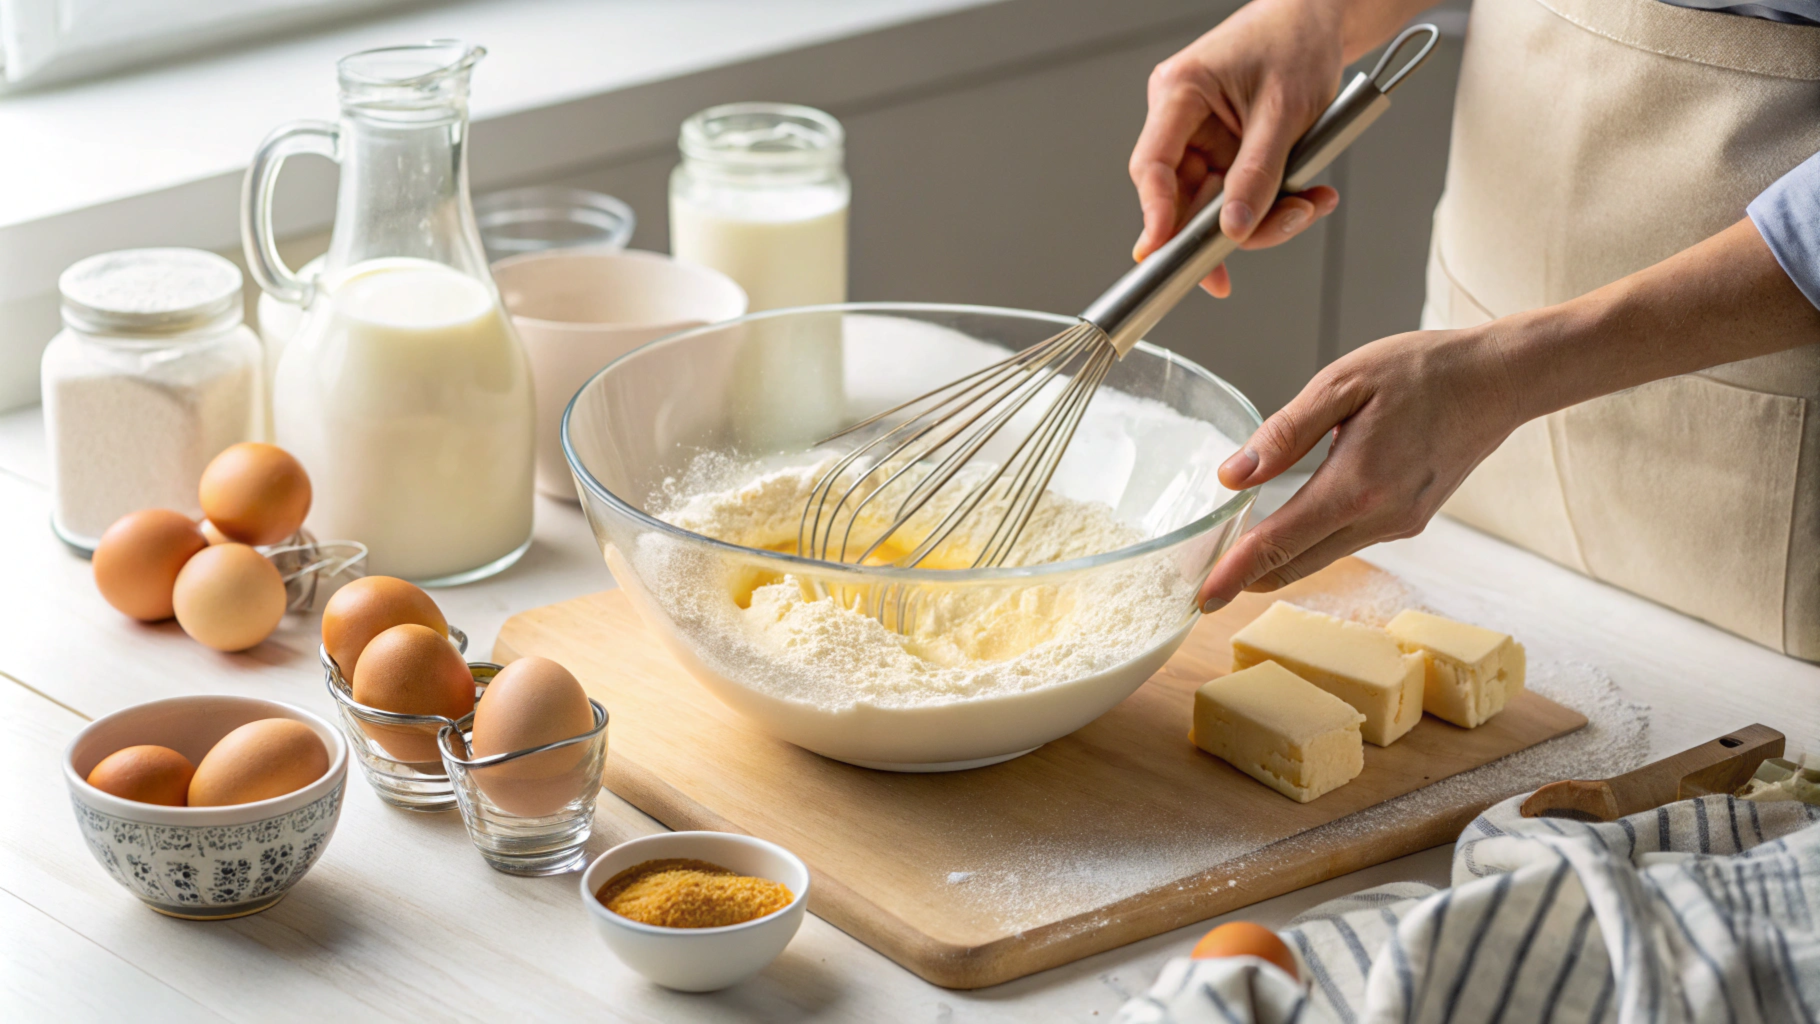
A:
1190 922 1299 980
92 509 208 621
188 718 329 807
351 623 475 762
172 544 288 652
471 657 598 816
198 443 312 545
200 519 232 545
321 576 448 679
473 657 595 757
86 745 196 806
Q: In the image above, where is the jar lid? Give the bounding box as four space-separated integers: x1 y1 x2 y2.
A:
679 102 844 176
59 248 244 338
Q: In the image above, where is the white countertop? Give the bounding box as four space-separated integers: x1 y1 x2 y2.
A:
4 398 1816 1021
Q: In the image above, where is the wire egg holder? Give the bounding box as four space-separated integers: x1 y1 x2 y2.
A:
437 701 610 875
261 530 368 613
322 627 488 811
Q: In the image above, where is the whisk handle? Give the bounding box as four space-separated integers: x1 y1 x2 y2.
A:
1082 23 1440 356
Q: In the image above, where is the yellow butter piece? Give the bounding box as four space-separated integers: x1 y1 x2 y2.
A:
1192 660 1364 803
1230 601 1424 746
1386 609 1526 728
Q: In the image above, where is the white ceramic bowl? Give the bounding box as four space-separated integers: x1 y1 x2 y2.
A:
493 248 747 500
580 831 810 992
64 694 348 920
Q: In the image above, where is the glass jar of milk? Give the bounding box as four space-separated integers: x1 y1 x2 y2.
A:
670 102 849 310
671 103 849 451
242 42 534 585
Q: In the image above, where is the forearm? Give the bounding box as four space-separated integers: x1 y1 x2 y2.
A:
1337 0 1440 64
1488 218 1820 422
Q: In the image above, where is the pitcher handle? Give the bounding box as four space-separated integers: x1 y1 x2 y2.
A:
241 120 339 307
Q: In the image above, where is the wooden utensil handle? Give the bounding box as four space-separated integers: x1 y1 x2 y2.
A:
1611 723 1783 811
1522 724 1784 821
1675 724 1785 799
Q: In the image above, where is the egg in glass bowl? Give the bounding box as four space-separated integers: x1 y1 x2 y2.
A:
64 694 347 918
563 303 1259 771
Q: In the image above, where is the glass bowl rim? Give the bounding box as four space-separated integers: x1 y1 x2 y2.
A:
561 301 1261 583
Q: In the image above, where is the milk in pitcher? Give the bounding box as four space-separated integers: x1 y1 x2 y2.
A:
274 258 534 582
244 42 535 584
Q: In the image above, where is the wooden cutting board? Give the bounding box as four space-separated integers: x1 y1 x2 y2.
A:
495 558 1584 989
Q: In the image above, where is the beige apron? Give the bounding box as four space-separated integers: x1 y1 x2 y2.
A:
1425 0 1820 660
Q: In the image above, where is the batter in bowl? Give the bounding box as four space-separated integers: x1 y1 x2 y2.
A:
642 457 1195 712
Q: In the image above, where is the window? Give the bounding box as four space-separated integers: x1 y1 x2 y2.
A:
0 0 430 89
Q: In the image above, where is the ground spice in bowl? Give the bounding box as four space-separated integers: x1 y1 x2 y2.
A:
595 858 794 928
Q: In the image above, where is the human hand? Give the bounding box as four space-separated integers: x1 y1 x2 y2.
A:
1199 328 1526 612
1129 0 1346 298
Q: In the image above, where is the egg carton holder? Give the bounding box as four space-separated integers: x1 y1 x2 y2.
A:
436 700 609 875
263 531 367 613
321 627 485 812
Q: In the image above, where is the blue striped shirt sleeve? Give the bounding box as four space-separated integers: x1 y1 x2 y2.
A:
1748 148 1820 311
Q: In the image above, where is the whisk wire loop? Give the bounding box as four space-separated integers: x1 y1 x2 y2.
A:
869 328 1101 567
800 324 1103 566
797 330 1078 561
836 329 1090 563
898 329 1108 569
974 342 1115 568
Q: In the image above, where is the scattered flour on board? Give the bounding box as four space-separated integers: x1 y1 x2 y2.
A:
928 582 1651 935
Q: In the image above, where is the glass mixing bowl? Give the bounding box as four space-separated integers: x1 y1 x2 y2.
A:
563 303 1260 771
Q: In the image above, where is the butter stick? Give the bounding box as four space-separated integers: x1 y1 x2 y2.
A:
1386 610 1526 728
1192 661 1365 803
1230 601 1424 746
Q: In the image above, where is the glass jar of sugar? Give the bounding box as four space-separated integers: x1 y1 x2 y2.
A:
671 103 850 450
42 248 260 552
670 102 849 312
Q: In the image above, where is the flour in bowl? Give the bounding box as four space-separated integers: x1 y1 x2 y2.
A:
632 459 1198 711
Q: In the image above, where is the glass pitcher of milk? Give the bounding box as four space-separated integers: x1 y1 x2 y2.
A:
243 41 534 585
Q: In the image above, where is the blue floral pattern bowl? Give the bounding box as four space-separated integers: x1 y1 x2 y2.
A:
64 695 349 920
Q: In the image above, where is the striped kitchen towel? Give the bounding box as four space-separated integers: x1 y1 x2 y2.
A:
1116 794 1820 1024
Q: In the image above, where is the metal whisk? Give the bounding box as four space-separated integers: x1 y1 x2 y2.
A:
800 25 1439 572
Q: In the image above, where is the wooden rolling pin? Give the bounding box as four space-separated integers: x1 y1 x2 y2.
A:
1520 724 1784 822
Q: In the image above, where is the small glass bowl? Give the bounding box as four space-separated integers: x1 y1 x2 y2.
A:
437 701 609 875
475 186 636 261
321 627 482 812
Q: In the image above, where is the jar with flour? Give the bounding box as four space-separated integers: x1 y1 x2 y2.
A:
243 41 534 585
42 248 260 552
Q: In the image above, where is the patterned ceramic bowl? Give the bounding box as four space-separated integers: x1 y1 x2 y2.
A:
63 694 348 920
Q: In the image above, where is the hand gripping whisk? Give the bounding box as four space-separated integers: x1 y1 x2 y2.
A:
800 25 1439 572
